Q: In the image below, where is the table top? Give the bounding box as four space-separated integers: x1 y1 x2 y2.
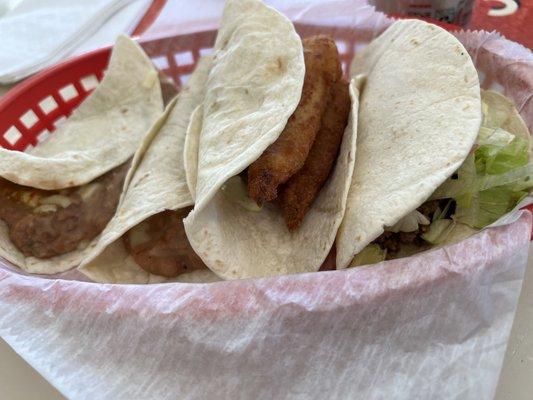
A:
0 1 532 399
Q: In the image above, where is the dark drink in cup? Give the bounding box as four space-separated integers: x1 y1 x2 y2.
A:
371 0 475 26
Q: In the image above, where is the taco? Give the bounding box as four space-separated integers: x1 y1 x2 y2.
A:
337 20 532 268
182 0 359 280
0 36 164 274
78 0 355 282
78 56 219 284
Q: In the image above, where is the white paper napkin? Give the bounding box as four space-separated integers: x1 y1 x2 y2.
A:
0 0 150 84
73 0 151 56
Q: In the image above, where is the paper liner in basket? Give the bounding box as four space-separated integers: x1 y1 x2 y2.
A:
0 0 533 399
0 213 530 399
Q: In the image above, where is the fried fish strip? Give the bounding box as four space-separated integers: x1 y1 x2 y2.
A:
248 35 341 204
123 209 206 278
279 79 351 230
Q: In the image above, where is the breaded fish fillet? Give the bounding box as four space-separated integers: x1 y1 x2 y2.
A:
279 79 351 230
248 35 341 204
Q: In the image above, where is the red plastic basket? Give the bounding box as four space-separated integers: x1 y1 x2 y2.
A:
0 23 531 235
0 30 215 152
0 23 364 153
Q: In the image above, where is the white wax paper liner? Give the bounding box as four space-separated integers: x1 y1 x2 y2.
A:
1 1 533 399
0 213 530 399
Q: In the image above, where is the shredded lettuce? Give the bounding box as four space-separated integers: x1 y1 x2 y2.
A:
476 136 529 175
430 93 532 230
422 218 477 245
387 210 430 233
422 196 476 245
349 244 386 267
432 199 453 222
476 126 514 147
421 219 453 244
455 186 528 228
432 163 533 200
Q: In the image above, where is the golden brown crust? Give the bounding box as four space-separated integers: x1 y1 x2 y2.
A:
279 79 351 230
247 35 341 204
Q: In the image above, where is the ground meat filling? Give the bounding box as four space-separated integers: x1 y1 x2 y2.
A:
374 200 441 259
0 162 130 259
122 208 206 278
0 72 175 260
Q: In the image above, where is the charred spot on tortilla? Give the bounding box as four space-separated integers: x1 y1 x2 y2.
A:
0 161 130 259
123 208 206 278
276 57 285 72
247 35 342 205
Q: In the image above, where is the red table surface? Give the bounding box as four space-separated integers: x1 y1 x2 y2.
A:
468 0 533 49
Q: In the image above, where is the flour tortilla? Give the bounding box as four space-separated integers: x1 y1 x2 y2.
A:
0 35 163 190
79 57 212 284
190 0 305 212
184 0 360 280
183 104 203 201
336 20 482 269
0 113 164 275
0 36 164 274
80 241 220 284
185 78 359 280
